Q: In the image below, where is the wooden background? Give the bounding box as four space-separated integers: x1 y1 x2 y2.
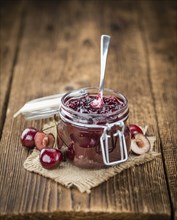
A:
0 0 176 219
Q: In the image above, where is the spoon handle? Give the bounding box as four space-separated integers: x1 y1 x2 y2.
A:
99 35 111 98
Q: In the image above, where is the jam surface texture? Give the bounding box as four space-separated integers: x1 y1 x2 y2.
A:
65 95 125 114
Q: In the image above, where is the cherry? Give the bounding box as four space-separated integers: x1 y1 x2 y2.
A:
40 148 63 169
34 131 55 151
131 133 150 155
21 127 38 149
128 124 143 138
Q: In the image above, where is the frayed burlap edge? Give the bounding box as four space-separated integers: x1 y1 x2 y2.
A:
23 122 160 193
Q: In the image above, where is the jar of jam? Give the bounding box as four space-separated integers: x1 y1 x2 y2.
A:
58 87 131 169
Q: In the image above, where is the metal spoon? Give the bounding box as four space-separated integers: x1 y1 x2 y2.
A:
91 35 111 107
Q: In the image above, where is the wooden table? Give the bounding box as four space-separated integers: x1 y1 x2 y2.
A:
0 0 176 219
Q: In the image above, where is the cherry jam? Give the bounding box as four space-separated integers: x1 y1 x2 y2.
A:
65 95 125 114
58 88 130 169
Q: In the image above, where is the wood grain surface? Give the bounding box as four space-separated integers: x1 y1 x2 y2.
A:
0 1 25 137
0 0 176 219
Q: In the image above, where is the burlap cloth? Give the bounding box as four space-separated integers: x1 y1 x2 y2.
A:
24 122 160 193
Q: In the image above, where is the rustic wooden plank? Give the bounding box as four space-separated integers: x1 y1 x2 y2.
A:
0 0 173 219
139 1 177 219
0 212 171 220
0 0 25 138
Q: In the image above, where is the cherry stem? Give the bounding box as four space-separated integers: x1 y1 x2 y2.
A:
42 125 56 131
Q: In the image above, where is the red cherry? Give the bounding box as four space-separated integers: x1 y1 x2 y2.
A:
128 124 143 138
21 127 37 149
40 148 63 169
34 131 55 151
131 133 150 155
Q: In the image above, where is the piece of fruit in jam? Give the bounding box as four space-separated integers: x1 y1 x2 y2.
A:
131 133 150 155
65 95 125 114
40 148 63 169
34 131 55 151
21 127 38 149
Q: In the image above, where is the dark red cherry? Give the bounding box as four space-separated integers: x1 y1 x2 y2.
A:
34 131 55 151
128 124 143 138
21 127 38 149
40 148 63 169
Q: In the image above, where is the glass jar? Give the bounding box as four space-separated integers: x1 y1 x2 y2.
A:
58 87 131 169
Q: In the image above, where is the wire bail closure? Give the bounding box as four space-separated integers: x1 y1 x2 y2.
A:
100 121 128 166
